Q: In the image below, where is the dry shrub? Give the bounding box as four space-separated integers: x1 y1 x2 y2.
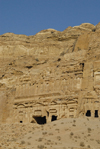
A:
80 141 85 147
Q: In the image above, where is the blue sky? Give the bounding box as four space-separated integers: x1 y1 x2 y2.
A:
0 0 100 36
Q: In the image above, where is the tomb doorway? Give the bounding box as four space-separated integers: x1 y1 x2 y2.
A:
33 116 46 125
86 110 91 117
95 110 99 118
51 115 57 121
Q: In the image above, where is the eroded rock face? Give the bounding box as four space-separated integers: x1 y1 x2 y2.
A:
0 23 100 124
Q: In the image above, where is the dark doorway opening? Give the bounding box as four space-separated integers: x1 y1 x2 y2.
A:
86 110 91 117
51 115 57 121
33 116 46 125
20 121 23 123
95 110 99 118
80 63 84 71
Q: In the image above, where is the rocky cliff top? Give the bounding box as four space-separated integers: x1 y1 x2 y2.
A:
0 22 100 89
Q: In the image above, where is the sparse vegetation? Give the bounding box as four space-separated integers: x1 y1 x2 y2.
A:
70 132 74 138
61 122 64 124
48 133 53 135
72 124 76 126
96 140 100 144
87 145 91 148
55 128 60 132
37 145 45 149
74 136 77 138
27 142 31 145
88 128 91 133
38 138 43 142
73 120 76 123
20 140 25 145
80 141 85 147
42 131 47 135
57 136 61 141
28 136 32 139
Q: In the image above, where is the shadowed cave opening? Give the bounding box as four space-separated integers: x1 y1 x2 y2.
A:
26 66 33 69
20 121 23 123
86 110 91 117
80 63 84 71
51 115 57 121
33 116 46 125
95 110 98 117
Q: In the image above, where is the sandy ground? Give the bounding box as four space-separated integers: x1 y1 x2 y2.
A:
0 117 100 149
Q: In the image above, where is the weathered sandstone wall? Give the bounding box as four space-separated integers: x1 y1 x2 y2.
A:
0 23 100 124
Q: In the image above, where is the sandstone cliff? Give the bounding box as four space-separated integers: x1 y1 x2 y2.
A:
0 23 100 124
